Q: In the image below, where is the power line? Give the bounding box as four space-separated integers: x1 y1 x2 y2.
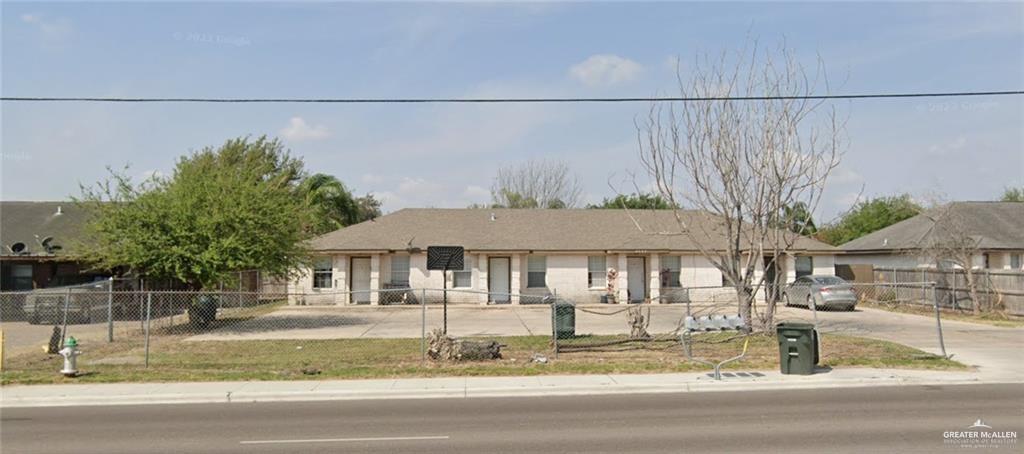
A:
1 90 1022 104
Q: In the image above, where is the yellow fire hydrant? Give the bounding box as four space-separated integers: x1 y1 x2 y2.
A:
58 337 82 377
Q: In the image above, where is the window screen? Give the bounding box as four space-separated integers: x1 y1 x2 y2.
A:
313 257 333 289
659 255 681 288
391 255 410 286
527 255 547 288
588 256 606 288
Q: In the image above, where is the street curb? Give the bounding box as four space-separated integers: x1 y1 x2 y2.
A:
3 375 1018 409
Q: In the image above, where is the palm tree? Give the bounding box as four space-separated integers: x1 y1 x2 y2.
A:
297 173 362 234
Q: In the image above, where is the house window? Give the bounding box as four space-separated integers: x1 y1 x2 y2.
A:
659 255 681 288
795 256 813 278
312 257 333 289
527 255 547 288
588 256 606 288
391 255 410 287
453 256 472 288
1011 253 1022 269
11 264 33 290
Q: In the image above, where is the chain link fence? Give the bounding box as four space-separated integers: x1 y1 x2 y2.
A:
0 279 954 380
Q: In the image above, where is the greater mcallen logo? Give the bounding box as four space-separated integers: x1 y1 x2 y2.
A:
944 419 1018 448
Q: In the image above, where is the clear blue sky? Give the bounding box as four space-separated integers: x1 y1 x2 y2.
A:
3 1 1022 221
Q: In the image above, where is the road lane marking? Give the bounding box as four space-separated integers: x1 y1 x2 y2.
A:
240 435 450 445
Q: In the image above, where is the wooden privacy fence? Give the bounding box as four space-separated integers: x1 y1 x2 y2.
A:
873 267 1024 315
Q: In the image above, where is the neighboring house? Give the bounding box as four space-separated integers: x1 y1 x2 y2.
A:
0 201 110 291
838 201 1024 270
291 208 839 305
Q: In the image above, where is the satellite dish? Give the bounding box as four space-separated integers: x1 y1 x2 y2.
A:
39 236 57 253
9 242 27 254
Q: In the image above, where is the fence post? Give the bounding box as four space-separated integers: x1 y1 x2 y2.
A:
931 282 948 358
60 287 71 347
551 300 558 359
144 292 152 368
421 288 426 364
107 277 114 342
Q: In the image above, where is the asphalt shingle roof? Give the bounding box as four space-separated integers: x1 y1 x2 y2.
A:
841 201 1024 253
0 201 92 257
311 208 839 253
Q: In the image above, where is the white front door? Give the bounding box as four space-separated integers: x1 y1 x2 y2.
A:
351 257 371 304
488 257 511 303
627 257 646 303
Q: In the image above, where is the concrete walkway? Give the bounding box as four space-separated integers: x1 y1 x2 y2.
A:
0 366 1007 409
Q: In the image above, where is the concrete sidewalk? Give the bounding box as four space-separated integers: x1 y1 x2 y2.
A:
1 366 1012 408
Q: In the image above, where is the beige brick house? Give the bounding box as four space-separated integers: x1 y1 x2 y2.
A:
291 208 839 305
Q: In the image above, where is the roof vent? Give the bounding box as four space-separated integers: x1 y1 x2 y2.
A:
8 242 27 255
55 206 63 215
882 238 888 246
490 213 496 221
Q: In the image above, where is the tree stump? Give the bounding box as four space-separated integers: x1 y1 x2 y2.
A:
627 306 650 339
427 328 503 361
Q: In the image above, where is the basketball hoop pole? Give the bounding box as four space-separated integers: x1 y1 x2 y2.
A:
443 266 448 334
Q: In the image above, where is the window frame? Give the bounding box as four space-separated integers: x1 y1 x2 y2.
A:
1011 253 1022 269
587 256 607 289
659 255 682 288
312 257 333 289
453 256 472 288
390 254 411 287
527 255 547 289
795 256 814 279
10 263 34 291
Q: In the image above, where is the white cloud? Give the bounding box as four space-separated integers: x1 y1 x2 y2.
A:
462 185 490 201
830 168 864 185
663 55 683 72
279 117 330 141
926 135 967 156
20 12 73 44
361 173 384 184
569 54 643 87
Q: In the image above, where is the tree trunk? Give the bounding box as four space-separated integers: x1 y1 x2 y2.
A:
737 287 754 332
963 268 981 315
427 328 503 361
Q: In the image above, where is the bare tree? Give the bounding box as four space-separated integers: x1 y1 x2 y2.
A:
916 204 986 314
491 159 583 208
637 42 844 331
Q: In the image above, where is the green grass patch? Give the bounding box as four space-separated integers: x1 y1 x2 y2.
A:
1 330 965 385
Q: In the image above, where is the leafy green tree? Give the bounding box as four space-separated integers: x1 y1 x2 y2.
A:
777 202 818 236
816 195 922 245
297 174 381 234
77 136 312 290
587 193 674 210
1000 186 1024 202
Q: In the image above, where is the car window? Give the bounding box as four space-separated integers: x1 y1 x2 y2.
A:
815 276 845 285
795 276 811 284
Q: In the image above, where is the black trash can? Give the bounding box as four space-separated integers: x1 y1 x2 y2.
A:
552 302 575 339
776 322 819 375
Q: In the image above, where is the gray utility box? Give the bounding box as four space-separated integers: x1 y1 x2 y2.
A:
776 322 819 375
552 302 575 338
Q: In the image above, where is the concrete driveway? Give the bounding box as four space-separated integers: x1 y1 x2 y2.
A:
187 305 698 341
777 304 1024 381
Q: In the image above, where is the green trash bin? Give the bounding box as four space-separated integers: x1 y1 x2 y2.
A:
776 322 819 375
552 302 575 339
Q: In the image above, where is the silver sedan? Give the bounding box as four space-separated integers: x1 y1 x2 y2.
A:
783 275 857 311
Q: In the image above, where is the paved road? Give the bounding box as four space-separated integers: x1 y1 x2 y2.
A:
3 384 1021 453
